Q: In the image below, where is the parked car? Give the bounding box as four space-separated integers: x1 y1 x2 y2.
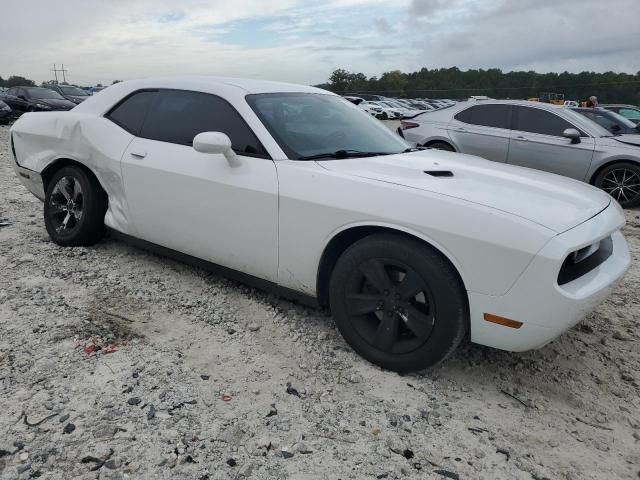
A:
358 101 386 119
45 84 91 104
572 107 640 135
2 86 76 113
600 104 640 125
9 77 630 372
564 100 579 107
399 100 640 207
364 101 402 120
0 100 12 124
377 100 417 119
342 96 364 105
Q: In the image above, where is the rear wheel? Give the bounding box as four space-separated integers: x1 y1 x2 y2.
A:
594 162 640 208
426 141 455 152
329 234 468 372
44 165 108 246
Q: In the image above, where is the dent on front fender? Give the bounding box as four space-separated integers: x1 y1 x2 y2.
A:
11 113 135 234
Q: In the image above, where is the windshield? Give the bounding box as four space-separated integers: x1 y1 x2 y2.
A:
246 93 410 159
601 111 637 129
25 88 65 100
563 108 614 137
60 86 89 96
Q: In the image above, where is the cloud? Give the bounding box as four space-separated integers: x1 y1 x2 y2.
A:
0 0 636 87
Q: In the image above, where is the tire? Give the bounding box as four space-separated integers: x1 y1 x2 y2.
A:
329 233 468 372
426 141 455 152
381 112 389 120
43 165 108 246
593 162 640 208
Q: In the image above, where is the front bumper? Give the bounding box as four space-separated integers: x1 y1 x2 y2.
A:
469 203 630 351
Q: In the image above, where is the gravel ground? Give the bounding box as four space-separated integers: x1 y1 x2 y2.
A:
0 124 639 480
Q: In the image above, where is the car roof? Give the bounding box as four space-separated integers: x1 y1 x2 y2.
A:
126 76 327 95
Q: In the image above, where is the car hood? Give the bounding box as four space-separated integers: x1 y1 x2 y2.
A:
609 134 640 148
35 98 75 108
67 95 88 103
317 150 611 233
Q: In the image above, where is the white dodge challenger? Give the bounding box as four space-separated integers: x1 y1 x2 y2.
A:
9 77 631 371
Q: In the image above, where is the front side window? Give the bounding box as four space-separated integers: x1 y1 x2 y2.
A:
246 93 410 159
513 106 575 137
106 90 156 135
140 90 267 156
454 104 512 129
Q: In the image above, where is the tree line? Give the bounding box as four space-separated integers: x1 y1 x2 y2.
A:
0 75 36 88
316 68 640 104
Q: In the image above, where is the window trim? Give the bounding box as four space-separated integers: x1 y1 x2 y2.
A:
453 104 513 130
511 105 587 138
105 88 271 160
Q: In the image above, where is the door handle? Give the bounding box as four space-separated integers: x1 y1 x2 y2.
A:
514 136 528 142
130 151 147 159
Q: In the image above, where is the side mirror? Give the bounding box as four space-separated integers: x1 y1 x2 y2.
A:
563 128 581 144
18 95 26 101
193 132 231 154
193 132 238 164
610 124 621 133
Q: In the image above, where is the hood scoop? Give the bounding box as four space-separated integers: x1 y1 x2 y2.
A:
424 170 453 178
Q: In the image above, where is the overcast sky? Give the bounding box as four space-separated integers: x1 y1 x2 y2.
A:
1 0 638 86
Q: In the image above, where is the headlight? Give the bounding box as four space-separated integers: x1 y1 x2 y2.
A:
35 103 52 110
1 105 9 112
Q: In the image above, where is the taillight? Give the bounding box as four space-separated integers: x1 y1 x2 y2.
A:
400 121 419 130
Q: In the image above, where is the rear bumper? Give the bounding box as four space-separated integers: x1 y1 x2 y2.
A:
469 203 630 351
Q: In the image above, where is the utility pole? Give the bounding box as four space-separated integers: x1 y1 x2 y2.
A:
50 64 69 84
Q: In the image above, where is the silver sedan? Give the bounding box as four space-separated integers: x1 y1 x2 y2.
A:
400 100 640 207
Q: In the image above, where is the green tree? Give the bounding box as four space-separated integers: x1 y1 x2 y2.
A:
4 75 36 87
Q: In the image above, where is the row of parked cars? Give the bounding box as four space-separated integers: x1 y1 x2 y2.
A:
343 95 456 120
0 84 105 124
399 100 640 207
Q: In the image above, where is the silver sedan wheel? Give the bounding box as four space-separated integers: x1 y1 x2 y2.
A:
601 168 640 204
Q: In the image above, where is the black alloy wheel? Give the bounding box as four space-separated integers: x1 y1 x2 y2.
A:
329 234 468 372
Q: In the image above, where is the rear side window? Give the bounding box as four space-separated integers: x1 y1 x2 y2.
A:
106 90 156 135
454 104 511 129
140 90 267 156
514 106 575 136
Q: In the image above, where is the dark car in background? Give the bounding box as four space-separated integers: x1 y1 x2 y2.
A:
0 100 12 124
572 107 640 135
44 84 91 104
600 104 640 125
2 86 76 114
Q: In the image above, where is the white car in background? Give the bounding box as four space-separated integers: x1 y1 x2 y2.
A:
9 77 630 372
360 101 400 120
358 100 385 118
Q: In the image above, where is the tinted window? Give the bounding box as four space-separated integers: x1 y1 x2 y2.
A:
454 104 511 129
141 90 267 156
514 106 575 136
106 91 156 135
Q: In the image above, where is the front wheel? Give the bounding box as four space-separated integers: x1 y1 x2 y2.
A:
329 234 468 372
594 162 640 208
44 165 108 246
